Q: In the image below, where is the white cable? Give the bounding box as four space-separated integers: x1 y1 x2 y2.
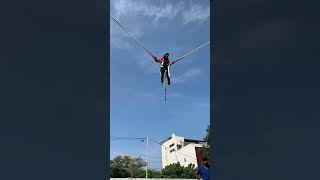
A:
111 15 157 59
173 41 210 64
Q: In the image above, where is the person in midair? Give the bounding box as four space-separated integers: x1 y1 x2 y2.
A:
153 53 175 86
111 15 210 88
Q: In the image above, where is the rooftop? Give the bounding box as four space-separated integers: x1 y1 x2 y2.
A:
161 134 206 144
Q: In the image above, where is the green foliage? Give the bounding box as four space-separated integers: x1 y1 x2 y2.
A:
204 125 210 146
110 165 130 178
161 162 196 179
131 169 163 178
201 125 210 159
181 163 197 178
111 157 198 178
131 168 146 178
147 169 162 178
110 156 146 178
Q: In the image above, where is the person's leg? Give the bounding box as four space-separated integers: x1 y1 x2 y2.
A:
160 68 165 84
166 69 171 85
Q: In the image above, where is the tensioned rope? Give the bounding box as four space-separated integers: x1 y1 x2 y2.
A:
111 15 210 102
111 15 210 66
111 15 157 59
172 41 210 64
111 15 160 76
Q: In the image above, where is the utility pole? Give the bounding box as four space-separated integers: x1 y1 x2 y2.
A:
146 137 149 179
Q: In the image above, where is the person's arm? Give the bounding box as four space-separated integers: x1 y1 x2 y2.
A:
197 174 201 180
153 56 160 63
196 168 201 180
170 60 175 65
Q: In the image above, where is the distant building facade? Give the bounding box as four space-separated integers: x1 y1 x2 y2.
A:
161 134 207 169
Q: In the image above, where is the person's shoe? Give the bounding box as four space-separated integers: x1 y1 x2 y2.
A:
161 83 164 85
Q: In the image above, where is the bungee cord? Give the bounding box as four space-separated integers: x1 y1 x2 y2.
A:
111 15 210 102
111 15 157 59
173 41 210 64
111 15 210 65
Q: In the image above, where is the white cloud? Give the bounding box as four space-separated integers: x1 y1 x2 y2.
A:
110 0 210 73
182 3 210 24
184 68 202 78
111 0 209 26
168 92 184 99
131 52 159 74
110 19 145 50
112 0 185 26
172 68 203 84
151 2 185 26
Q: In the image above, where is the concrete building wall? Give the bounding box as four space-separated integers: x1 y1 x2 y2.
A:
162 134 184 168
175 144 203 167
161 134 206 169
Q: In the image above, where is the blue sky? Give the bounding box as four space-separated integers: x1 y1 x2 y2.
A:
110 0 210 170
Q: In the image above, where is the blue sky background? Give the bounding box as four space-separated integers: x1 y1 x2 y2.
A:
110 0 210 170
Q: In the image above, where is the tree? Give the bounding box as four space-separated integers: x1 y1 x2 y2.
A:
204 125 210 145
161 162 184 178
132 169 163 178
110 165 130 178
110 156 146 178
131 168 146 178
161 162 196 179
181 163 197 179
201 125 210 159
147 169 162 178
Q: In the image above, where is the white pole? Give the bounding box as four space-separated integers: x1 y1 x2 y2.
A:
146 137 149 179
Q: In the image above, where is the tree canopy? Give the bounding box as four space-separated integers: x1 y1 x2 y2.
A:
201 125 210 159
110 156 197 178
110 156 146 178
161 162 196 179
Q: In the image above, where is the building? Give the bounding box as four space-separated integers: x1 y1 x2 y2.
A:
161 134 207 169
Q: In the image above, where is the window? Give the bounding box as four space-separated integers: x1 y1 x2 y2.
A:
177 145 182 150
169 143 175 147
184 158 186 162
170 149 175 153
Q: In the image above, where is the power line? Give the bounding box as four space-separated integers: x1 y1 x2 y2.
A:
110 139 144 141
111 136 146 139
110 136 146 141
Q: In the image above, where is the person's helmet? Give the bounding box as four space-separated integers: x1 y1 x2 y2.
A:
164 53 169 58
